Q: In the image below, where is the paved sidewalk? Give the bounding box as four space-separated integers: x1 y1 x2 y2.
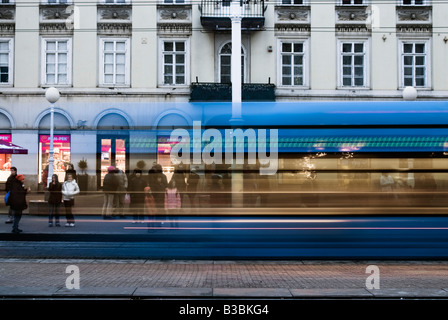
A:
1 258 448 299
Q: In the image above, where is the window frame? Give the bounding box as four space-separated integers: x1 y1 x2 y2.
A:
339 0 367 5
160 0 187 4
99 37 131 87
398 38 431 89
277 38 309 88
43 0 73 4
41 37 72 87
158 37 190 87
99 0 131 4
337 38 370 89
278 0 307 5
399 0 428 5
217 41 247 85
0 38 13 87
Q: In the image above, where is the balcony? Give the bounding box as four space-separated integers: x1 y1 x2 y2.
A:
190 82 276 102
200 0 266 30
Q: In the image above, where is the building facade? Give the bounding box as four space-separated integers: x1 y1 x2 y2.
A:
0 0 447 192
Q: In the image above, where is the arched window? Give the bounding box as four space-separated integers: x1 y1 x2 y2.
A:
219 42 246 84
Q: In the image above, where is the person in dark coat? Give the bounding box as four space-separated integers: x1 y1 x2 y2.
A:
4 166 17 224
64 163 77 182
187 168 200 208
102 166 118 219
128 169 148 223
9 174 30 234
47 174 62 227
171 164 187 207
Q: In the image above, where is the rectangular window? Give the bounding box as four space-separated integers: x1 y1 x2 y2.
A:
104 0 128 3
1 1 13 4
340 42 366 87
38 135 71 184
47 0 69 4
0 39 12 85
164 0 185 4
162 40 186 85
280 41 305 86
100 38 130 86
401 0 425 5
42 39 71 86
281 0 305 5
401 42 428 88
341 0 364 4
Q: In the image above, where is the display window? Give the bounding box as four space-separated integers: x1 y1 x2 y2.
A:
100 138 126 186
0 134 12 181
39 134 71 184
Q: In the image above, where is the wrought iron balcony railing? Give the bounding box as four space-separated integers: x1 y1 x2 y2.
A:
200 0 266 30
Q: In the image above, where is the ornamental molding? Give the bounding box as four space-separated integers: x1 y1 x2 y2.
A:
336 7 369 23
275 6 309 23
157 23 192 35
396 25 432 34
158 8 191 22
396 8 431 24
39 22 73 35
97 22 132 35
336 24 370 34
0 7 14 21
98 5 132 21
0 23 15 35
40 5 71 21
274 24 310 34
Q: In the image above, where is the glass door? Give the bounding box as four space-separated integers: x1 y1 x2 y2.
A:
98 136 129 188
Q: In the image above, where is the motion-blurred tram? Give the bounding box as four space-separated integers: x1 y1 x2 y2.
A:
149 100 448 259
178 100 448 215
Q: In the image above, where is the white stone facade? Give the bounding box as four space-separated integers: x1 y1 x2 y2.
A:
0 0 446 189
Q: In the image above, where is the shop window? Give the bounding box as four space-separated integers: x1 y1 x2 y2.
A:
39 134 71 184
0 134 12 181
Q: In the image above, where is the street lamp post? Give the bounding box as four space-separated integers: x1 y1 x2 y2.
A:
45 87 60 188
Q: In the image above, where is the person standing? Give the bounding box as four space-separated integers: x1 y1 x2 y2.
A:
4 166 17 224
151 172 167 224
113 168 128 218
102 166 118 219
187 167 200 209
64 163 77 182
62 173 79 227
9 174 30 234
165 179 181 228
128 169 148 223
47 174 62 227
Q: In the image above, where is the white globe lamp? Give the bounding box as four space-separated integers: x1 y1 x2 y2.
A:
402 86 417 101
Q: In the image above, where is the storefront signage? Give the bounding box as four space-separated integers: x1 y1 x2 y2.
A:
39 135 71 144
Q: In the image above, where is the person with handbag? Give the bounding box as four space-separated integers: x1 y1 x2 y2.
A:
47 174 62 227
62 173 80 227
4 166 17 224
9 174 30 234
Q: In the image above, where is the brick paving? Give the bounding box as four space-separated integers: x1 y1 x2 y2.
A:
1 259 448 298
